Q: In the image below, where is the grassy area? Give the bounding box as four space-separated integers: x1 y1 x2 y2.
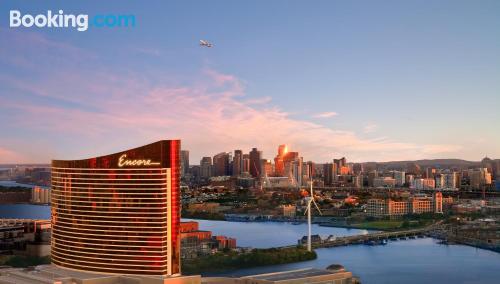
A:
0 255 51 267
352 219 436 231
181 210 226 220
182 247 316 275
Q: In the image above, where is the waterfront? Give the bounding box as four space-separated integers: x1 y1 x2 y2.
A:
0 181 47 189
1 204 499 283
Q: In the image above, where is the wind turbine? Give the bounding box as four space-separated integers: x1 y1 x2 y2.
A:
304 180 322 252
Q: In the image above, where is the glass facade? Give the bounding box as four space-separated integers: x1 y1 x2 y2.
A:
51 140 181 276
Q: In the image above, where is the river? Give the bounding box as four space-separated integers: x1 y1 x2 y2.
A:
1 204 499 283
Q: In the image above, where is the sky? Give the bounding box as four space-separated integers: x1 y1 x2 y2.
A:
0 0 499 164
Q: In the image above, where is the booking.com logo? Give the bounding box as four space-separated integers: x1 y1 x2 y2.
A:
9 10 136 32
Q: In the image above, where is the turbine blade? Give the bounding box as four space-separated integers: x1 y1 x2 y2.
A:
312 199 323 215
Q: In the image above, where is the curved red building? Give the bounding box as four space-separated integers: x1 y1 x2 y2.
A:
51 140 181 276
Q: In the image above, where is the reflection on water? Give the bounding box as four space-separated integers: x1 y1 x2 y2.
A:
0 204 51 219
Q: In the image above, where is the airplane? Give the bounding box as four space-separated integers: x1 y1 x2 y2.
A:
199 40 213 47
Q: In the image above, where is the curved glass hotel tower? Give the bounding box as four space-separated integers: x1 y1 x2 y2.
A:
50 140 181 276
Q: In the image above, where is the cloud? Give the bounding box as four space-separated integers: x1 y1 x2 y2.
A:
0 146 27 164
313 112 338 118
363 122 379 133
0 31 463 163
243 96 272 105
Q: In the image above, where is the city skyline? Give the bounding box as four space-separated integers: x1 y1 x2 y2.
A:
1 0 499 163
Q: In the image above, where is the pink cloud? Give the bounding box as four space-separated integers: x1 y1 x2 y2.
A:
313 112 338 118
0 146 27 163
0 31 463 163
1 67 462 163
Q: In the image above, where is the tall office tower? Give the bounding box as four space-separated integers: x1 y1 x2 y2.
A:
242 154 250 174
51 140 181 276
333 157 347 176
261 159 273 176
353 175 363 188
323 163 334 186
249 148 262 178
274 144 288 176
368 170 378 187
405 174 415 186
442 172 458 189
200 157 212 179
393 171 406 187
304 161 315 181
277 144 288 157
455 172 462 188
481 157 493 177
435 174 444 189
334 157 346 170
469 168 492 189
289 157 303 186
333 159 340 175
213 152 230 177
232 150 243 176
283 151 301 184
180 150 189 177
233 150 243 176
332 163 339 181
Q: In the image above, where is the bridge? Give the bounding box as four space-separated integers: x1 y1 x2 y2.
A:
283 223 443 249
311 227 431 248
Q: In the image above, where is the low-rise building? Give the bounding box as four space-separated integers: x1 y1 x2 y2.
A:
0 219 51 256
366 192 445 217
280 204 296 217
180 221 236 259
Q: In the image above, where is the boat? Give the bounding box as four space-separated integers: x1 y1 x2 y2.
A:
364 239 387 246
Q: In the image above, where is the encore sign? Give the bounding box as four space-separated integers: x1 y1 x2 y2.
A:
118 154 161 167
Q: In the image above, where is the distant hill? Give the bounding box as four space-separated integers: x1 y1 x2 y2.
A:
361 158 499 170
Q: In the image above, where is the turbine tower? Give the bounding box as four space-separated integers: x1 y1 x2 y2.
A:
304 180 322 252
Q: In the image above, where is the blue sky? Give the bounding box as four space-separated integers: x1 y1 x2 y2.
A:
0 0 499 163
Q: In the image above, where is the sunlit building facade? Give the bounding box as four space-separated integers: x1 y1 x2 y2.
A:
51 140 181 276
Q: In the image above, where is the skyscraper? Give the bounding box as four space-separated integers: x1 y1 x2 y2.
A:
180 150 189 177
249 148 262 178
200 157 212 179
232 150 243 176
213 152 231 176
274 144 288 176
323 163 334 186
242 154 250 174
394 171 406 187
51 140 181 276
